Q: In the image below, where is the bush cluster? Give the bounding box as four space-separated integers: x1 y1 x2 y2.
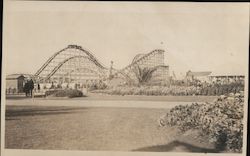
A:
92 86 200 96
92 82 244 96
159 94 244 152
87 83 107 91
200 83 244 96
44 89 60 96
45 89 84 98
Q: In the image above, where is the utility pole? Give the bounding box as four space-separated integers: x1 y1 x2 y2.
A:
109 61 114 80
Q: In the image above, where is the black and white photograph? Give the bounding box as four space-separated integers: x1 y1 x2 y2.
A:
1 1 249 156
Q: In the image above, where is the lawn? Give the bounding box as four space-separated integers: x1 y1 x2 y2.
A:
5 105 218 152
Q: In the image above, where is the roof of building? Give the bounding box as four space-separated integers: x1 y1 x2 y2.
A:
209 74 245 77
186 71 212 77
209 71 245 77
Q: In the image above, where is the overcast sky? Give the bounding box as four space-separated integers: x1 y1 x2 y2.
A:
3 1 249 78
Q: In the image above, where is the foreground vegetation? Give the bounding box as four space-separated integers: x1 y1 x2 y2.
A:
159 94 244 152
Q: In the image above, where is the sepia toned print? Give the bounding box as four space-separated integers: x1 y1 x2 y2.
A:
2 1 249 156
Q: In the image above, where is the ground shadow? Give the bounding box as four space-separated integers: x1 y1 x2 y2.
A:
6 96 30 100
5 107 88 119
6 95 87 100
132 140 225 153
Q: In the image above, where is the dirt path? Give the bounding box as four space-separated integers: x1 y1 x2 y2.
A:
5 105 216 152
6 99 195 109
6 94 218 102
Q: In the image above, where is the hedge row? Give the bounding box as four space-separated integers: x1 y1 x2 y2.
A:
45 89 84 98
92 83 244 96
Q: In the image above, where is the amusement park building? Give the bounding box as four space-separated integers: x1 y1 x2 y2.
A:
6 74 34 93
34 45 169 85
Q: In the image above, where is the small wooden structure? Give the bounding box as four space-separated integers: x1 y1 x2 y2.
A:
185 70 212 83
6 74 25 93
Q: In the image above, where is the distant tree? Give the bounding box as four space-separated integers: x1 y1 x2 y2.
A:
132 64 158 86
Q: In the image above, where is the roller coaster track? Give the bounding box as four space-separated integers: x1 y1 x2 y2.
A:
118 49 165 74
131 53 145 63
35 45 166 83
113 64 168 84
42 55 106 81
112 48 166 84
35 45 106 76
112 68 135 84
64 67 102 77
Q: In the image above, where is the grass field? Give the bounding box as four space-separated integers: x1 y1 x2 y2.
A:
5 105 220 152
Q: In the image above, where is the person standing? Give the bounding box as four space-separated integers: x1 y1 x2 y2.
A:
24 80 29 97
37 83 40 93
29 79 34 98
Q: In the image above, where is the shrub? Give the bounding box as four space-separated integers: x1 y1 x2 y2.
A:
200 83 244 96
159 94 244 152
91 85 202 96
87 82 108 91
45 89 84 98
45 89 60 96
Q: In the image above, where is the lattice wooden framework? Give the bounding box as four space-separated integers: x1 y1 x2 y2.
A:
35 45 169 84
35 45 108 83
